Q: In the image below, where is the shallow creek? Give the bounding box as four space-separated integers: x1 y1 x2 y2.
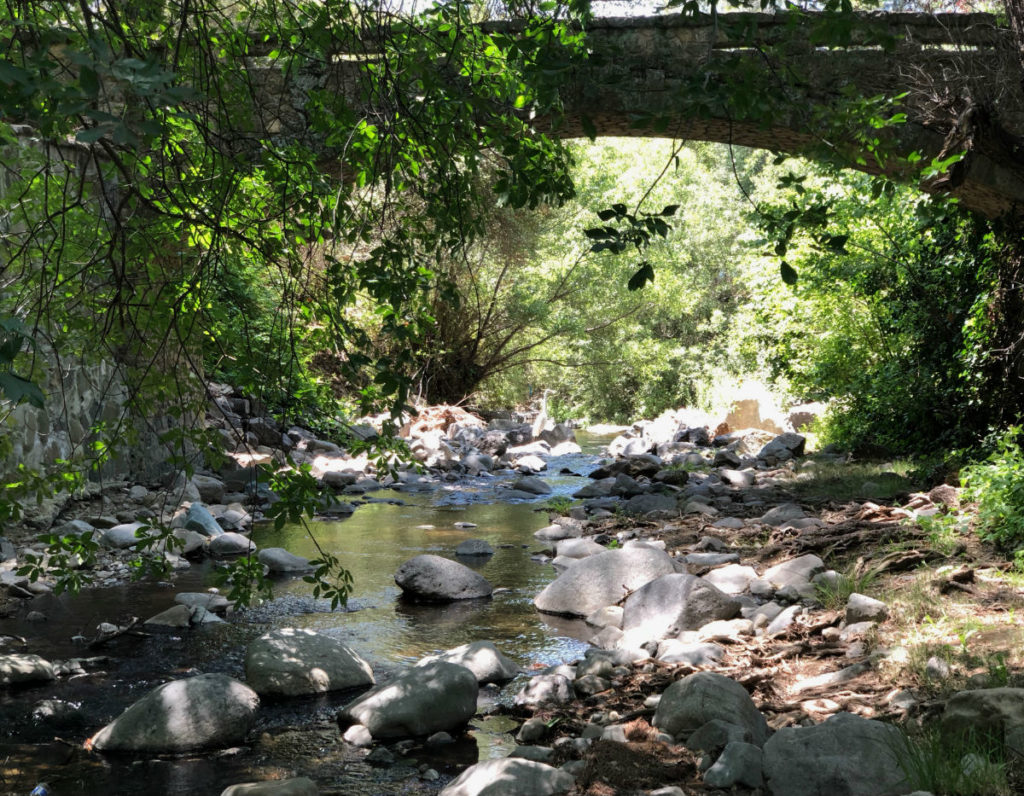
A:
0 434 612 795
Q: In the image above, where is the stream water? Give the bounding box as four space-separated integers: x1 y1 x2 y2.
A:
0 433 612 795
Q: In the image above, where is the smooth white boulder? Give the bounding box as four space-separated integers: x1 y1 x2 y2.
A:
440 758 574 796
621 573 741 643
395 554 493 601
88 673 259 752
0 654 55 686
258 547 313 573
245 628 374 696
533 546 676 617
653 672 769 746
762 712 908 796
416 641 519 684
338 661 477 739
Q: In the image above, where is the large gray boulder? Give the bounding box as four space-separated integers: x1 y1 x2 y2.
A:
101 522 148 549
191 474 226 504
245 628 374 696
534 546 676 617
416 641 519 684
555 538 605 559
184 503 225 537
209 531 256 556
763 554 825 588
653 672 770 746
762 712 909 796
440 758 574 796
258 547 313 573
621 573 741 643
338 661 477 739
513 476 553 496
0 654 55 686
455 539 495 557
89 673 259 752
395 554 493 602
514 674 573 707
941 687 1024 741
758 432 807 461
623 493 679 515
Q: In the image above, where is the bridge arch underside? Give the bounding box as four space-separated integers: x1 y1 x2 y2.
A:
548 111 1019 220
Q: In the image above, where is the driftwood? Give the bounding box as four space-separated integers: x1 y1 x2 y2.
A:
88 617 147 648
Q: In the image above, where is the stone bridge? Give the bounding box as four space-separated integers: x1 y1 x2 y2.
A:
260 12 1024 218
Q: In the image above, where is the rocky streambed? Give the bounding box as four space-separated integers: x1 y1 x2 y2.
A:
2 401 1023 795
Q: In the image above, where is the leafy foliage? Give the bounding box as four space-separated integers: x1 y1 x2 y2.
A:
961 427 1024 551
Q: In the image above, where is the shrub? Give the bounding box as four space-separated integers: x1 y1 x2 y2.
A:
961 426 1024 551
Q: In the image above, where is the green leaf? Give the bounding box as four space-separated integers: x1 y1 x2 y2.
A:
627 262 655 292
780 261 798 286
0 373 45 408
827 234 849 253
580 114 597 142
76 127 107 143
660 205 679 217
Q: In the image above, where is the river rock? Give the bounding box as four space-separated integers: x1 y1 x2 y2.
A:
573 478 615 499
258 547 313 573
757 432 806 461
653 672 770 745
515 455 547 473
89 673 259 752
704 741 763 789
0 654 55 686
322 470 358 490
621 573 740 643
703 564 758 595
417 641 519 684
339 661 478 739
719 469 756 488
534 546 676 617
656 640 725 666
245 628 373 696
185 503 225 537
534 524 581 541
846 592 889 623
556 538 606 559
683 552 739 566
144 604 192 627
395 554 493 602
763 554 825 588
762 712 908 796
623 493 679 515
758 503 806 527
514 674 573 706
174 529 207 556
455 539 495 557
100 522 147 549
191 474 226 504
209 532 256 556
513 476 553 495
53 518 95 537
941 687 1024 741
220 778 318 796
175 592 230 612
439 758 574 796
586 605 623 629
